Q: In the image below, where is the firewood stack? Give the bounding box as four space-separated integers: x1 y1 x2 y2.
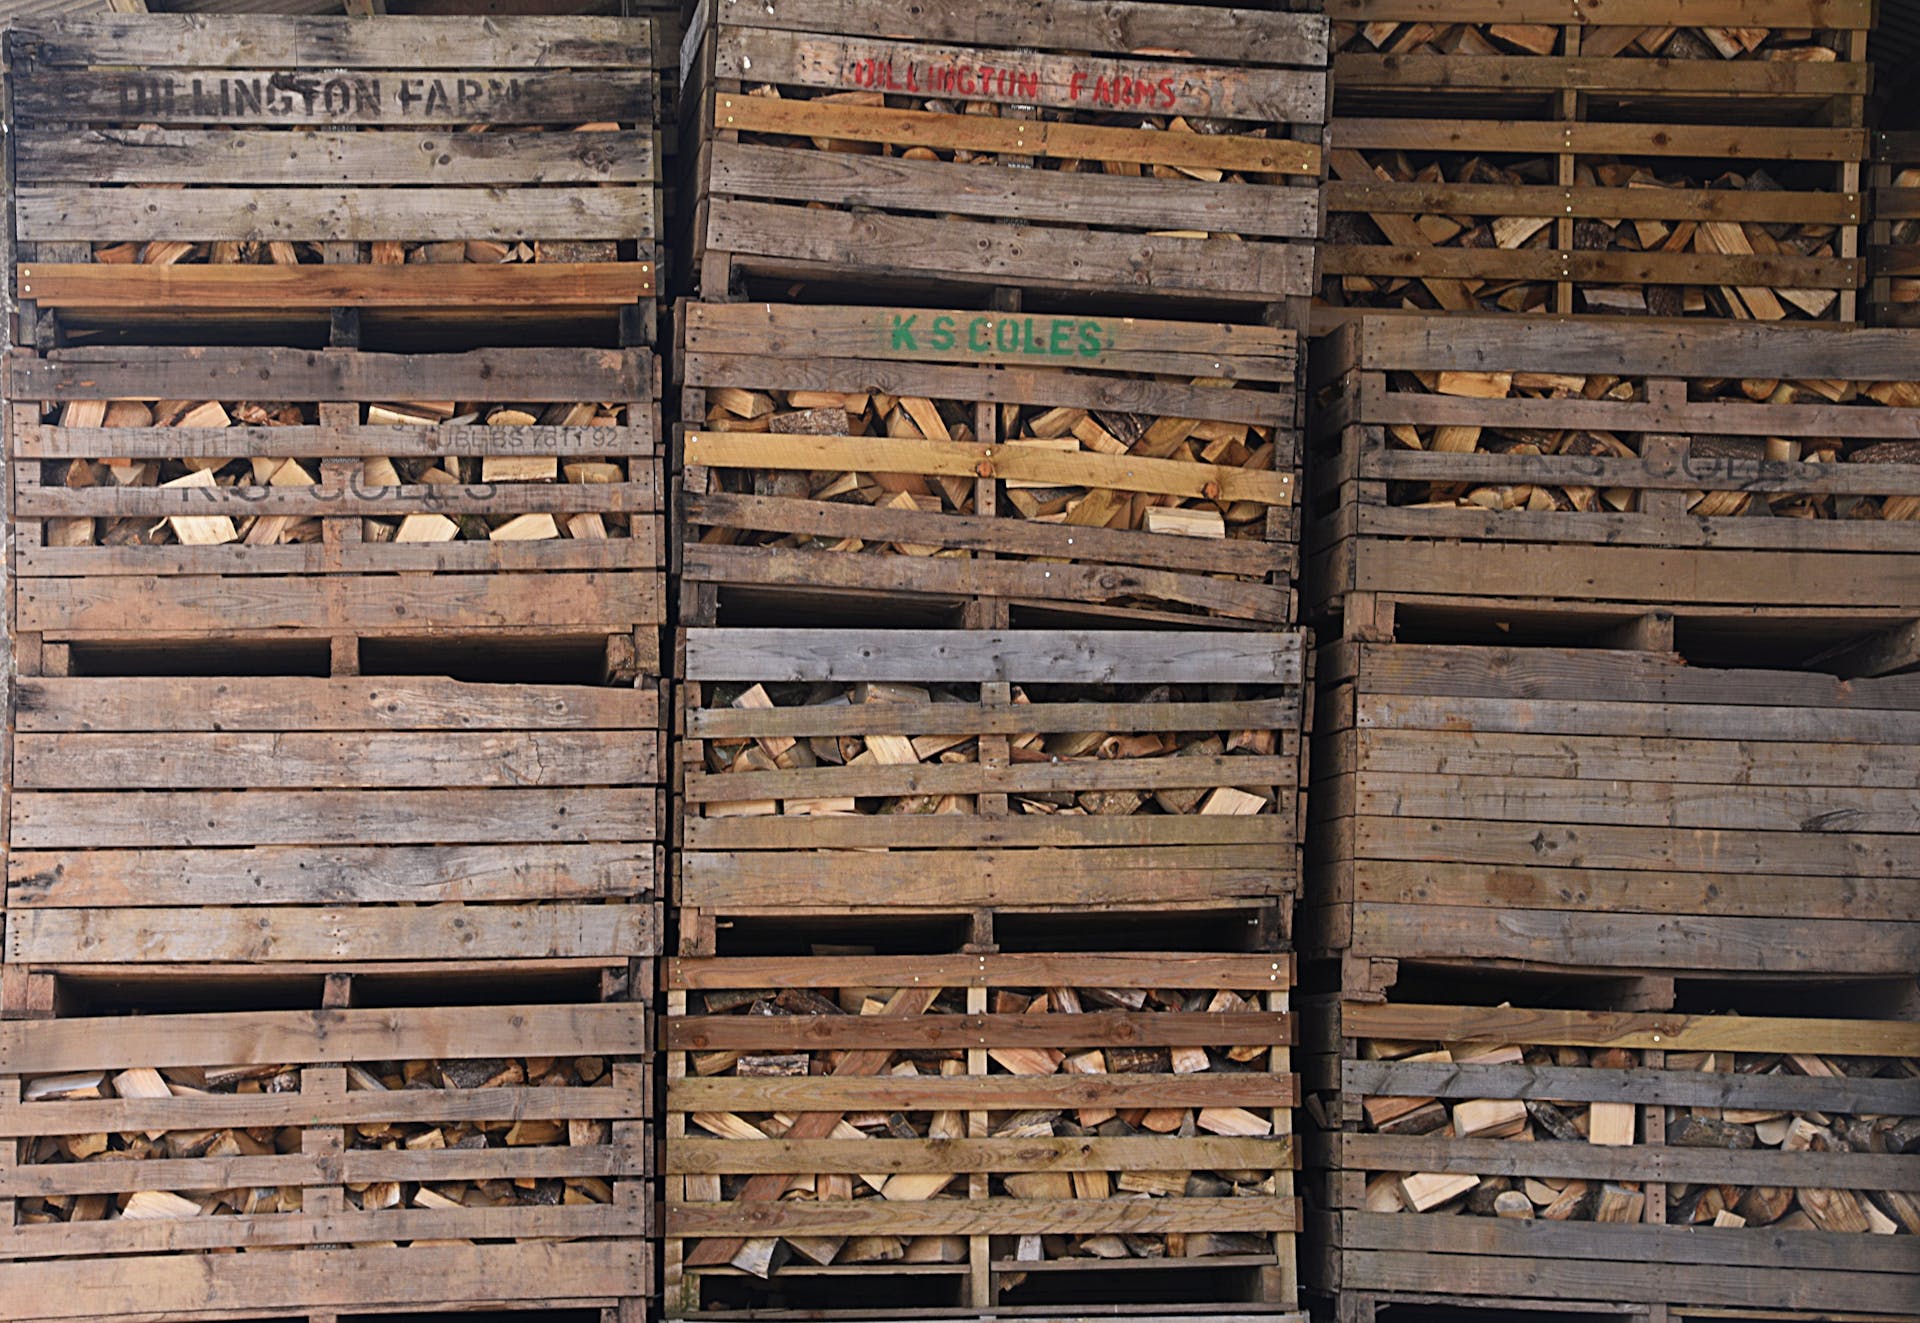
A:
18 1055 617 1229
1355 1035 1920 1233
1338 19 1845 64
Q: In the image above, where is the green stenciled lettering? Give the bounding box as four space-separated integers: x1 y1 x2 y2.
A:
890 313 919 351
996 318 1020 353
1079 321 1107 358
1022 318 1049 355
930 316 956 351
1049 320 1073 356
968 317 991 352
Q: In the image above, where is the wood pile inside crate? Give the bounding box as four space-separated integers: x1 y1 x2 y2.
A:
683 0 1324 302
665 953 1298 1315
679 302 1298 625
1871 130 1920 325
678 628 1304 930
0 1002 651 1320
1320 0 1871 319
1310 999 1920 1317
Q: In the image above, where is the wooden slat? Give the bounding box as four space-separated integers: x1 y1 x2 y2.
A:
1343 1060 1918 1114
1341 1134 1920 1189
14 263 655 309
17 423 654 460
672 1135 1287 1175
8 15 653 67
687 755 1295 805
1319 0 1871 25
1341 1003 1920 1055
669 1074 1296 1111
669 1196 1300 1237
669 953 1293 989
667 1012 1292 1052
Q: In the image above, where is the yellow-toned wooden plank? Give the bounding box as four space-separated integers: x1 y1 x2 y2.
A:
15 262 655 309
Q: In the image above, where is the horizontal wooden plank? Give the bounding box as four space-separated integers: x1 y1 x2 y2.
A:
1354 391 1920 443
0 1240 648 1319
12 540 647 580
10 788 656 847
671 1136 1287 1175
1355 317 1920 381
712 0 1331 67
1324 244 1858 291
1319 0 1871 25
669 1074 1294 1112
14 262 654 309
12 69 650 125
683 431 1292 505
17 423 654 460
0 1203 644 1263
706 200 1314 300
683 628 1303 684
688 755 1295 805
1356 694 1920 745
17 186 653 243
4 902 656 965
1343 1060 1919 1114
668 1012 1292 1052
8 345 651 402
1341 1003 1920 1055
717 93 1319 175
669 953 1293 990
1333 52 1868 97
1350 902 1918 975
720 27 1324 121
681 299 1296 380
9 844 655 908
19 479 657 519
16 127 655 185
1342 1134 1920 1190
669 1195 1300 1238
0 1085 641 1138
0 1002 646 1074
18 572 661 636
1348 504 1919 556
689 697 1298 742
1364 449 1920 497
15 675 655 732
1334 118 1866 163
686 813 1292 852
8 16 653 68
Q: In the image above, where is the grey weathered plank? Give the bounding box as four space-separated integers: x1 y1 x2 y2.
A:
683 628 1304 683
16 128 655 185
19 479 658 519
17 424 653 460
1342 1133 1920 1190
1343 1060 1919 1114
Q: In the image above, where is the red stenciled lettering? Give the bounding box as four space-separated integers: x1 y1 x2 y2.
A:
1015 69 1039 100
1068 70 1088 101
1093 74 1115 106
1157 75 1177 108
906 61 920 92
957 65 975 94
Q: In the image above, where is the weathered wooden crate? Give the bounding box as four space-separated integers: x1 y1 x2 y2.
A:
678 628 1306 952
6 15 659 342
1870 130 1920 327
665 952 1300 1319
2 673 661 987
1307 641 1920 987
678 301 1299 628
0 998 651 1321
682 0 1325 307
8 345 663 669
1303 989 1920 1323
1308 317 1920 641
1320 0 1871 320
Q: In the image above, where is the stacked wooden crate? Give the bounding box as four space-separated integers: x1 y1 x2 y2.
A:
1320 0 1874 321
667 3 1322 1315
1 15 661 1321
1869 130 1920 325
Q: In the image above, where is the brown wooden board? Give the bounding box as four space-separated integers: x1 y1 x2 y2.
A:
1305 641 1920 977
664 952 1298 1316
1307 317 1920 632
1870 131 1920 328
679 302 1299 627
1320 2 1872 321
0 998 652 1320
6 15 658 330
684 0 1324 305
678 629 1305 943
1304 991 1920 1322
7 345 662 652
4 675 662 975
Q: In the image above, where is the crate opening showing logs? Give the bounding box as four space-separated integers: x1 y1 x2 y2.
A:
683 0 1325 305
678 302 1299 628
1319 1 1872 321
665 952 1299 1317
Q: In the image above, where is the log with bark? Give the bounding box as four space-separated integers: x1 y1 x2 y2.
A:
1357 1035 1919 1233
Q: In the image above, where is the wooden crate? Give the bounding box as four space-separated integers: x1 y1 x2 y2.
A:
0 998 651 1321
1304 990 1920 1323
665 952 1300 1318
1307 641 1920 986
678 301 1299 628
682 0 1324 306
1870 130 1920 327
3 673 661 985
1320 0 1871 320
1308 317 1920 641
6 15 658 342
8 345 663 667
678 628 1306 951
